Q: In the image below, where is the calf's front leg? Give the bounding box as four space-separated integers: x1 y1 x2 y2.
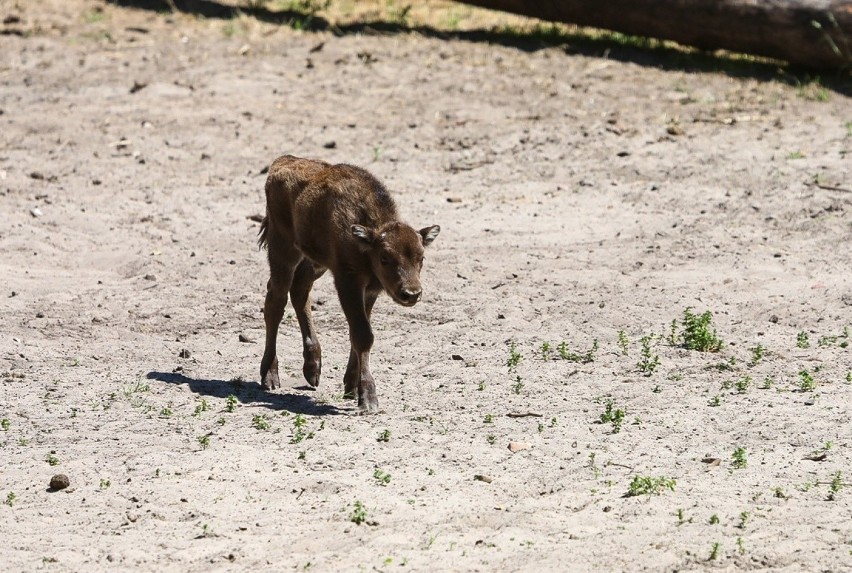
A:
337 279 379 413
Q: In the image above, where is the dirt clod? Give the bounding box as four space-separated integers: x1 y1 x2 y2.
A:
49 474 70 490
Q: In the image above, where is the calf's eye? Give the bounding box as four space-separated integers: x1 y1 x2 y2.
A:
380 255 392 266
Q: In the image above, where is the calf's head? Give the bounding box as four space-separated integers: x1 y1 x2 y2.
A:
352 222 440 306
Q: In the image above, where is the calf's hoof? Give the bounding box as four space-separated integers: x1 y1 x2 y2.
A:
303 360 321 388
262 369 281 391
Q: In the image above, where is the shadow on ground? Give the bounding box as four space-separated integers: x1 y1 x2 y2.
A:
146 370 345 416
107 0 851 95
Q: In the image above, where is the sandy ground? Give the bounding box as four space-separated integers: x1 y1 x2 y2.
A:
1 1 851 571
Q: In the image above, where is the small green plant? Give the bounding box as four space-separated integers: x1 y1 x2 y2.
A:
486 434 496 445
291 414 308 444
298 451 306 460
617 330 629 355
760 376 774 389
749 344 766 365
350 500 367 525
736 536 746 555
252 414 270 431
373 468 391 486
827 471 843 501
539 341 552 361
676 508 685 525
737 511 750 529
550 417 558 427
599 400 626 433
708 542 721 561
537 422 545 433
667 319 679 346
732 447 748 469
587 452 600 478
225 394 238 413
708 395 722 407
512 375 525 394
193 399 209 417
798 369 816 391
45 454 59 466
377 429 391 442
709 514 720 524
216 417 226 426
483 414 493 424
197 435 210 449
1 418 10 432
787 150 806 160
506 341 522 371
735 375 752 394
160 405 173 417
637 335 660 376
627 475 676 497
477 380 486 391
5 492 16 506
773 487 788 499
99 478 111 489
558 339 599 363
680 308 723 352
796 331 810 348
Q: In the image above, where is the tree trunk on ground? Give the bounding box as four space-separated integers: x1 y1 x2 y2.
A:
455 0 852 69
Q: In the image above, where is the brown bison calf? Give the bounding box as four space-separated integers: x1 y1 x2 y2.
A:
258 155 440 412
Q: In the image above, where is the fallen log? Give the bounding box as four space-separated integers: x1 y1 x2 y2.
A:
454 0 852 69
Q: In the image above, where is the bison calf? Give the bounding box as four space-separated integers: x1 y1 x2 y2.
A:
258 155 440 412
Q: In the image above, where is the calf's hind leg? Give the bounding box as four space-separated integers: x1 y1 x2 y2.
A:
260 243 299 390
290 259 327 387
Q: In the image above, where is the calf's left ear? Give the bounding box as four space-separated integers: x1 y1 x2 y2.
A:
419 225 440 247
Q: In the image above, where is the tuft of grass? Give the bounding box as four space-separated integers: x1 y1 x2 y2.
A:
506 341 522 371
798 369 816 391
373 468 391 486
796 331 810 348
225 394 238 413
732 447 748 469
637 335 660 376
377 429 391 443
252 414 270 431
557 339 599 363
193 399 209 417
679 308 723 352
734 375 752 394
197 435 210 449
617 330 629 355
539 341 552 361
45 453 60 466
350 500 367 525
827 471 843 501
599 399 626 433
737 511 750 529
708 541 721 561
749 344 766 366
290 414 308 444
512 375 525 395
1 418 10 432
709 514 720 524
627 475 676 497
5 492 17 507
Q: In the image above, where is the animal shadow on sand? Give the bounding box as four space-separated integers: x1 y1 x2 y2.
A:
146 371 344 416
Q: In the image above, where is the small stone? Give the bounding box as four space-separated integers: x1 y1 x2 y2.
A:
602 506 612 512
323 141 336 149
238 333 255 343
178 349 191 359
143 274 156 281
451 354 463 361
49 474 70 490
30 207 43 217
508 442 530 453
446 197 462 203
36 311 45 318
474 474 493 483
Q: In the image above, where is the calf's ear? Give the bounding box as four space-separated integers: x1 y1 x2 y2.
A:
419 225 440 247
352 225 376 250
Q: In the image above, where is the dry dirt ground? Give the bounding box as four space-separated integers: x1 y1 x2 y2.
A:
1 1 851 571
